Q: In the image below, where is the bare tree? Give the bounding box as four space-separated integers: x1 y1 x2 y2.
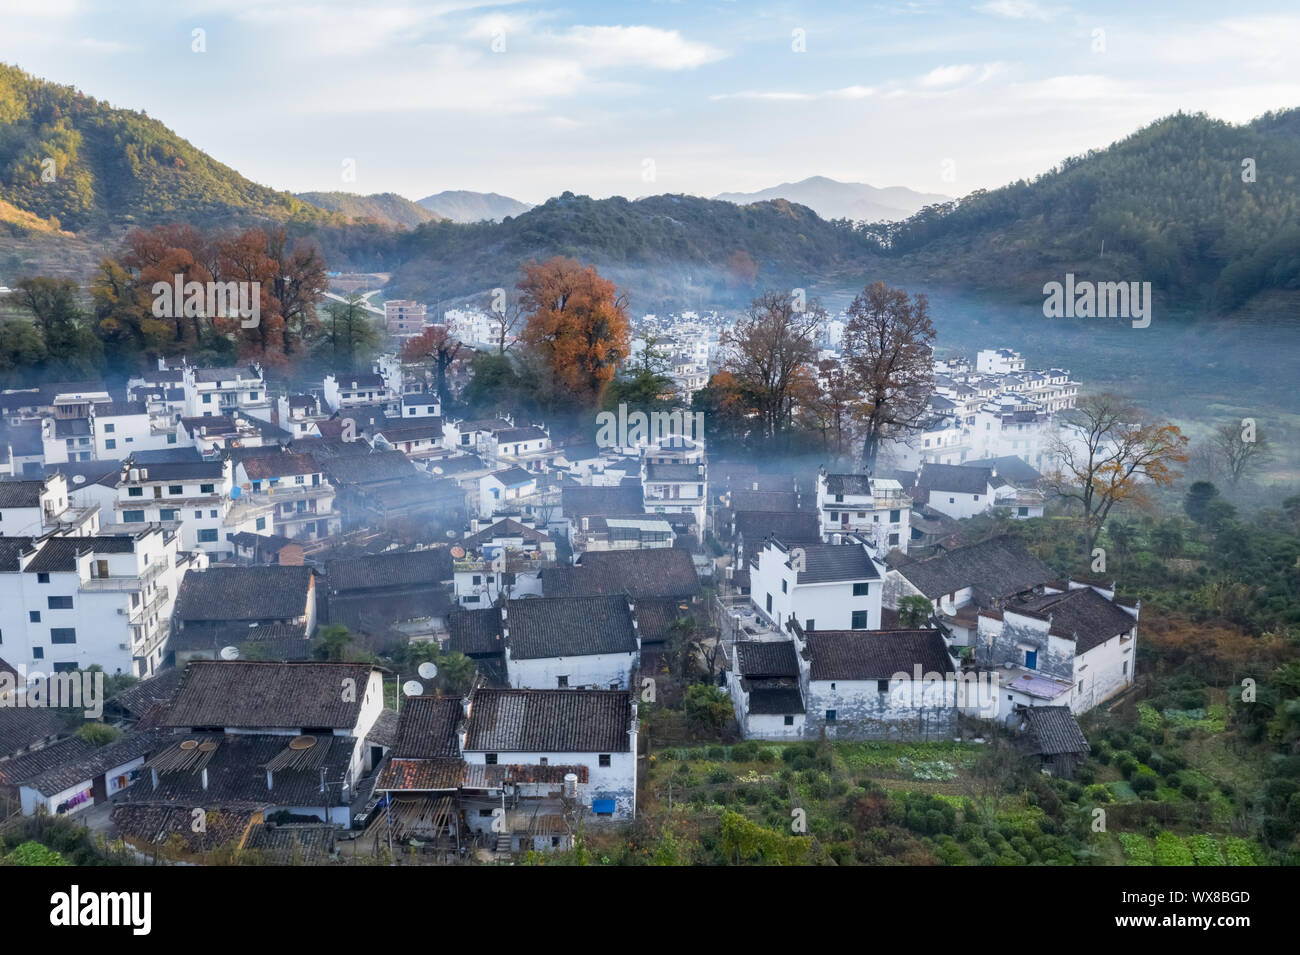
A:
841 282 936 472
1047 392 1187 556
719 289 823 448
482 288 527 354
1211 420 1271 488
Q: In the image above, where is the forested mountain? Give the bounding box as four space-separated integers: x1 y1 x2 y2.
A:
860 110 1300 310
296 191 442 228
0 63 334 231
416 190 532 223
715 176 948 223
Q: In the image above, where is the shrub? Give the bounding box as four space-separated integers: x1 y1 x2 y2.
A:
730 741 758 762
1118 832 1154 865
1154 831 1194 866
756 748 777 764
1186 834 1225 865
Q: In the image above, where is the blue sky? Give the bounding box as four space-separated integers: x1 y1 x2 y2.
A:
1 0 1296 204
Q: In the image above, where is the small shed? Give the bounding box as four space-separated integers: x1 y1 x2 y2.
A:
1019 706 1089 778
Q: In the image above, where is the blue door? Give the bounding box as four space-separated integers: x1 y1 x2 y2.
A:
1024 649 1037 669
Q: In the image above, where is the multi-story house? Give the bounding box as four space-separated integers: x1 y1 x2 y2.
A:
234 452 339 541
182 365 268 419
815 470 910 555
749 538 886 635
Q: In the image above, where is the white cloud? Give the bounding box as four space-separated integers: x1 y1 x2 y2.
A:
558 25 727 70
975 0 1054 21
711 85 874 102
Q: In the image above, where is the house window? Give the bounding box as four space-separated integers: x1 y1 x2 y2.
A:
877 679 890 693
557 675 568 688
1123 662 1128 675
105 439 116 450
825 710 837 723
47 596 72 610
32 647 43 659
829 511 838 521
539 757 548 766
194 510 203 519
52 662 77 673
478 809 494 817
551 836 561 848
890 509 900 522
198 529 218 543
1018 507 1028 517
160 509 177 521
37 573 49 584
888 533 899 546
472 575 481 586
783 715 794 726
598 754 611 767
50 628 76 644
128 487 143 497
485 753 498 765
948 497 955 504
851 610 868 629
29 611 40 623
200 483 215 494
781 580 787 594
103 423 115 433
255 517 266 531
169 485 183 495
765 593 773 613
123 510 145 523
852 582 869 596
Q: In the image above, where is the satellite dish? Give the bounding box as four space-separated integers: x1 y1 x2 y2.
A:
219 646 240 660
432 466 444 475
402 680 424 697
446 530 458 539
72 474 86 485
230 485 242 499
417 662 438 680
450 545 466 559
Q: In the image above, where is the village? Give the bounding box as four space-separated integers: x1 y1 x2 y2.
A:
0 303 1150 864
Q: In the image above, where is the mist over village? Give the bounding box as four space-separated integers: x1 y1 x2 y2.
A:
0 0 1294 930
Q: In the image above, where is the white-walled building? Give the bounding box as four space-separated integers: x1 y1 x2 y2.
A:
816 471 910 554
749 538 885 635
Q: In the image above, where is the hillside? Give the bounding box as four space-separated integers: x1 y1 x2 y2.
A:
383 191 874 310
0 62 335 231
872 109 1300 310
715 176 949 223
416 190 532 223
296 191 441 228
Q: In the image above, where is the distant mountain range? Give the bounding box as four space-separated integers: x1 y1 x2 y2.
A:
715 176 949 223
295 191 441 228
2 61 1298 316
416 190 532 223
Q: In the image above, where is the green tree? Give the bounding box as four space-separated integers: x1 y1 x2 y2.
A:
897 595 934 629
313 624 354 662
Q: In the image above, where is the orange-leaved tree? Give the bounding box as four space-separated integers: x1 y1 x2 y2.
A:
1048 391 1188 558
517 257 630 413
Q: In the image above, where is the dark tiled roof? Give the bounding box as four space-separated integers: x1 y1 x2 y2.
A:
325 548 451 592
464 689 632 753
108 667 184 719
242 453 319 479
505 595 637 660
546 547 698 599
160 661 376 730
735 641 799 678
376 756 465 792
734 510 820 546
23 535 135 574
111 805 257 853
447 608 505 656
823 473 872 495
377 420 444 442
645 462 704 481
778 541 879 585
629 597 689 644
463 519 550 548
126 733 349 807
561 484 644 518
96 400 147 417
916 463 995 495
1022 706 1089 756
173 566 314 622
27 730 163 796
495 426 547 443
488 467 534 487
0 480 44 508
127 460 223 481
1009 586 1137 654
321 451 417 486
0 537 35 572
803 630 955 681
891 535 1054 600
170 621 311 658
391 696 463 759
0 707 70 761
964 456 1043 485
0 736 96 786
746 681 805 715
730 490 799 512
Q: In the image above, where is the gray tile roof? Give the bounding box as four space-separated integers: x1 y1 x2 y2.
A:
0 707 70 761
26 731 163 796
561 484 644 518
733 510 820 546
803 630 955 681
0 480 44 508
325 548 451 593
916 463 995 495
823 473 872 496
735 641 799 678
391 696 463 759
160 661 377 730
1009 586 1137 654
505 595 637 660
1022 705 1089 756
781 542 879 585
174 566 314 622
891 535 1054 600
447 608 505 656
464 689 632 753
546 547 699 599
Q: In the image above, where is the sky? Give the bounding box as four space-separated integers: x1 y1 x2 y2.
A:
0 0 1297 205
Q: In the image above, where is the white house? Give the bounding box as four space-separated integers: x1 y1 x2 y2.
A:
816 470 910 555
728 641 806 739
500 595 640 690
183 365 268 419
749 538 886 635
478 467 538 520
